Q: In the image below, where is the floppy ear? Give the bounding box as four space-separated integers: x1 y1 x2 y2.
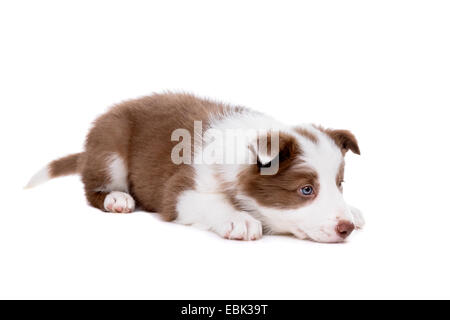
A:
326 129 360 155
250 131 300 175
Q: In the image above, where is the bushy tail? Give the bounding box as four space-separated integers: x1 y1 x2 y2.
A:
25 152 84 189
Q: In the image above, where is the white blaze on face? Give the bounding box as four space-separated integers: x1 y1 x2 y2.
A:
296 129 354 242
256 127 355 243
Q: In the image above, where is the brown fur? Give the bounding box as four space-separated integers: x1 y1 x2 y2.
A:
315 125 360 155
215 173 252 213
43 93 359 222
74 93 243 218
239 132 319 209
293 127 318 143
49 153 83 177
336 161 345 191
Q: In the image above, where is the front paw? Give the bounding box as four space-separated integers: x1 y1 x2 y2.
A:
219 213 263 241
350 206 365 229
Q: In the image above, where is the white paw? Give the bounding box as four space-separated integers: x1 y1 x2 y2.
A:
218 213 263 241
351 206 365 229
104 191 135 213
292 228 309 240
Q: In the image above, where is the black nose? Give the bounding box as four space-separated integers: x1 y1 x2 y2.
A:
335 220 355 239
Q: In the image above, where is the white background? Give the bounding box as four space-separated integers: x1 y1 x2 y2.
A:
1 0 449 299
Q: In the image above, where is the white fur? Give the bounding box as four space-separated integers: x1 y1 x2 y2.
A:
175 190 262 240
252 127 358 242
104 191 135 213
106 153 128 192
25 166 50 189
101 155 135 213
350 206 365 229
183 112 363 243
259 126 356 242
193 112 287 194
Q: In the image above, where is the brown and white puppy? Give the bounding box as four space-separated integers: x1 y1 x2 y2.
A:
26 93 364 242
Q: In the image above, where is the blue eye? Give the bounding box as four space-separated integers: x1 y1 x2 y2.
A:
300 185 314 196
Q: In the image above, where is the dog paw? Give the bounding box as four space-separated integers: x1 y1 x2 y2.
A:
219 213 263 241
104 191 135 213
350 206 365 229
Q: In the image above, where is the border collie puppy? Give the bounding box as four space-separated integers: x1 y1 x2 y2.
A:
27 93 364 242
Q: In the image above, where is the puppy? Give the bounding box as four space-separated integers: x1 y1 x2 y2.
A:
27 93 364 242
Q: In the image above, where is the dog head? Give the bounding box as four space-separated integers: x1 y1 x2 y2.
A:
239 125 360 243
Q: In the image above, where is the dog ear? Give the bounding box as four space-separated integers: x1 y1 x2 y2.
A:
326 129 360 155
250 131 300 175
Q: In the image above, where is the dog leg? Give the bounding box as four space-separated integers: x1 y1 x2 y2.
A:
81 152 135 213
175 190 263 240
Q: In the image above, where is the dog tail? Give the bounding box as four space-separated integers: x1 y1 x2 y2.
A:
25 152 84 189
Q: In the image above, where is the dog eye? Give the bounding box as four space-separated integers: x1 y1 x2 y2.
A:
299 185 314 196
338 180 345 188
